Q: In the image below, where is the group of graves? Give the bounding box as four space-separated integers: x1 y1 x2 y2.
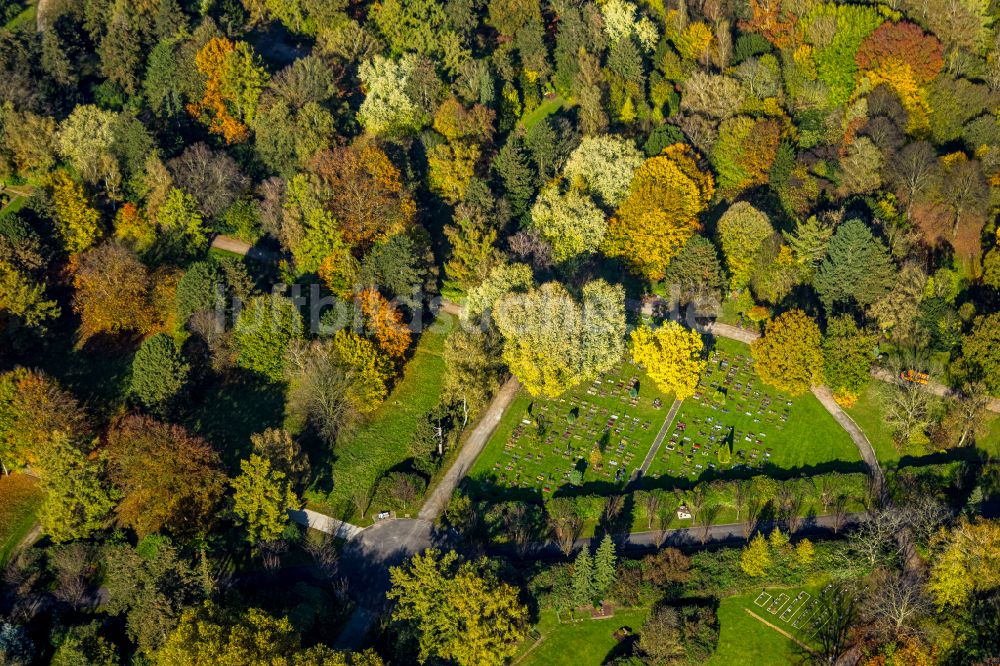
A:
644 347 798 482
751 583 839 639
471 361 672 497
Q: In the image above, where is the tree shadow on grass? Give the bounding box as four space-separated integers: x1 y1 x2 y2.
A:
184 368 287 471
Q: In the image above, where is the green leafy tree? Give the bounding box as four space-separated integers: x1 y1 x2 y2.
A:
813 219 894 311
103 535 202 655
51 622 119 666
717 202 774 290
130 333 190 414
387 549 528 666
155 188 207 261
231 454 300 546
822 315 876 405
234 294 303 382
960 314 1000 396
442 326 506 420
37 432 116 543
174 261 223 328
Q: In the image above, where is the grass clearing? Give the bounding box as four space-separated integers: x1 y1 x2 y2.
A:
644 338 860 483
0 473 43 568
467 359 675 501
520 95 568 130
305 313 455 522
515 607 649 666
847 383 1000 464
2 1 34 32
709 592 802 665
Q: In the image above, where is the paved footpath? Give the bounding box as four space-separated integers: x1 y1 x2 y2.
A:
287 508 363 540
632 398 683 480
330 374 522 648
419 375 522 520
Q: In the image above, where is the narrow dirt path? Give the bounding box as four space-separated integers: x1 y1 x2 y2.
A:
743 608 817 655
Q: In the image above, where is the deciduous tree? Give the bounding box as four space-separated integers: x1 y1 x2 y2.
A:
602 144 714 279
528 185 606 263
50 171 102 254
750 309 823 395
73 242 154 341
387 549 527 666
822 315 876 406
562 135 644 207
106 415 226 540
629 322 705 399
36 431 116 543
233 294 303 382
231 454 300 546
494 280 625 397
716 202 773 291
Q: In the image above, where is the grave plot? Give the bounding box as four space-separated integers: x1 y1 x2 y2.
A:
644 338 858 483
468 360 674 499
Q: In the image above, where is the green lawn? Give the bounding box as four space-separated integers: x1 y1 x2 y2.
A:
644 338 860 482
0 473 43 568
515 608 650 666
305 313 455 521
708 589 818 665
3 1 34 32
467 359 675 501
0 194 27 219
520 95 568 130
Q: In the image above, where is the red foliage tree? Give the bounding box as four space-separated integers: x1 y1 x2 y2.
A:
856 21 944 85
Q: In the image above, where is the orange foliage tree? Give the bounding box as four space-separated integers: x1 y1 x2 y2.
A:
72 242 155 341
309 143 416 249
187 38 267 144
738 0 797 49
602 144 714 280
856 21 944 86
359 288 411 361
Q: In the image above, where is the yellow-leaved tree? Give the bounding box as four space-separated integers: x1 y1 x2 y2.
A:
750 309 823 395
388 549 528 666
602 143 714 279
927 517 1000 609
629 322 705 399
50 171 102 254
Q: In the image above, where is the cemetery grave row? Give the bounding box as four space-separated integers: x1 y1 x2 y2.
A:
642 339 860 483
469 360 674 498
644 347 794 482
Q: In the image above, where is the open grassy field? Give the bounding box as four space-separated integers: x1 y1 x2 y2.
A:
467 359 675 501
515 607 650 666
0 473 43 567
643 338 860 483
305 313 455 521
707 587 824 665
